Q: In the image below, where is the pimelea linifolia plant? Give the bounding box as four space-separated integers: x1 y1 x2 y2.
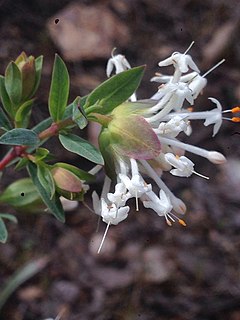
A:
0 43 239 252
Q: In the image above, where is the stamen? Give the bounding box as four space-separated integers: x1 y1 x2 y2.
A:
165 215 172 226
111 47 117 57
169 212 187 226
202 59 225 78
97 221 111 254
192 170 209 180
135 190 139 211
184 41 195 55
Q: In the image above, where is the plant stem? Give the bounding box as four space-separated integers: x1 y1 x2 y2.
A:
0 118 74 171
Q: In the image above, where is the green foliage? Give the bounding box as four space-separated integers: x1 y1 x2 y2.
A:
0 50 148 243
84 66 145 115
59 133 104 165
0 178 42 211
48 54 70 122
0 107 12 131
0 128 40 146
0 214 17 243
72 96 88 129
27 162 65 222
5 61 22 106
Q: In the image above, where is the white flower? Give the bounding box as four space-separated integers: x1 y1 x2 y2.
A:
100 199 129 225
119 158 152 198
203 97 223 137
107 182 131 207
106 53 131 77
119 173 152 198
157 115 190 137
92 191 129 225
188 73 207 99
143 189 173 217
164 153 194 177
158 52 200 74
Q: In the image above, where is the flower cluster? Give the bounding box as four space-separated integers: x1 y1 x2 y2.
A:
92 44 240 252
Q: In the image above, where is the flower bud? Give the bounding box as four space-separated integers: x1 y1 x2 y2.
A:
207 151 227 164
51 167 84 200
15 52 37 100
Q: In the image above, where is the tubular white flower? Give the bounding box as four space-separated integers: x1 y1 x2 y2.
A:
158 52 200 74
100 199 129 225
143 189 186 226
119 159 152 199
156 115 190 137
143 189 172 217
106 53 131 77
203 97 223 137
107 182 131 207
164 153 194 177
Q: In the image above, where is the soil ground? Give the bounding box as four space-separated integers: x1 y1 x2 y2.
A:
1 1 240 319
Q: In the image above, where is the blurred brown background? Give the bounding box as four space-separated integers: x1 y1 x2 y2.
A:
1 0 240 319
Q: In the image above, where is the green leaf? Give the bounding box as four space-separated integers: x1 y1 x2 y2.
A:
0 178 41 208
0 213 18 224
48 54 69 122
31 55 43 97
0 256 49 311
0 218 8 243
54 162 95 182
0 214 17 243
84 66 145 115
14 158 28 171
0 128 40 146
27 162 65 222
72 96 88 129
0 107 12 131
5 61 22 106
0 76 13 118
37 164 55 199
14 99 34 128
59 133 104 165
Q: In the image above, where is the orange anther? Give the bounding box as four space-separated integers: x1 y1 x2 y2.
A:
178 219 187 227
232 117 240 123
231 106 240 113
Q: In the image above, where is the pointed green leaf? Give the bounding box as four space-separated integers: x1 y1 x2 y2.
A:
0 178 41 208
84 66 145 115
0 107 12 131
0 76 14 118
27 162 65 222
5 61 22 105
37 164 55 199
14 99 34 128
31 55 43 96
0 213 17 224
0 128 40 146
59 133 104 165
48 54 69 122
0 218 8 243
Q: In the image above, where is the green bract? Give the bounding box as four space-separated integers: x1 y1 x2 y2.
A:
98 102 161 178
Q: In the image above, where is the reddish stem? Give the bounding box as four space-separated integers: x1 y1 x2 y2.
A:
0 146 26 171
0 118 74 171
